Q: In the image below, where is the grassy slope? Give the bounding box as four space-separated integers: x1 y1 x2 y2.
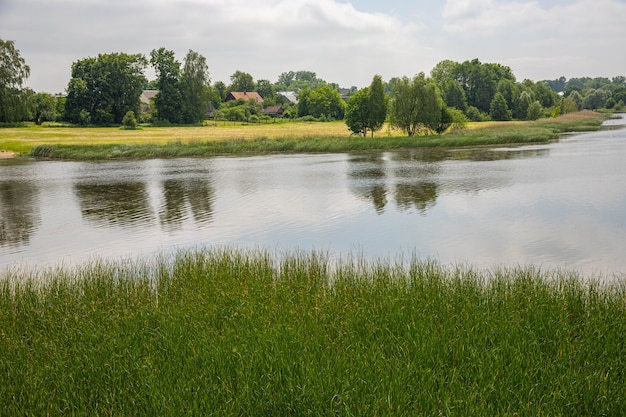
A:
0 111 610 160
1 249 624 416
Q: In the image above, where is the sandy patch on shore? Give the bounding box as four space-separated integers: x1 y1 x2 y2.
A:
0 151 17 159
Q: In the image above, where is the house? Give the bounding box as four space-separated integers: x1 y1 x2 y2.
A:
225 91 264 104
140 90 158 113
277 91 298 104
261 106 284 117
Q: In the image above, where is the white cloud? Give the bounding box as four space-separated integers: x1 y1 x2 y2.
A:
1 0 624 92
443 0 626 37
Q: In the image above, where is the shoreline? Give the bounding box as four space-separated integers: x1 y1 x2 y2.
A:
1 111 613 161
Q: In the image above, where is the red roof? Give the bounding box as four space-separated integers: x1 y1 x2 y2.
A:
226 91 264 103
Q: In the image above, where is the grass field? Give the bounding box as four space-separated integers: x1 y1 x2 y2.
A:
0 111 610 160
1 248 625 416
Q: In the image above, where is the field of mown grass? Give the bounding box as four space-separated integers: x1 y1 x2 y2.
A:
0 120 357 155
0 111 610 159
1 248 624 416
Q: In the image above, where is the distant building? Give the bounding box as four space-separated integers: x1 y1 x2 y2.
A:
225 91 264 103
261 106 284 117
140 90 158 113
277 91 298 104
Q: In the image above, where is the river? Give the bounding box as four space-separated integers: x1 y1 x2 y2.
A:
1 115 625 276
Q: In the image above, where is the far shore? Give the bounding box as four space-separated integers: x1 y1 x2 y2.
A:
0 111 613 161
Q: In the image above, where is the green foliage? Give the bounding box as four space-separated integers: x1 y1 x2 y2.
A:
150 48 182 124
455 59 516 113
275 70 326 92
367 75 387 135
297 85 345 120
389 73 442 136
582 89 607 111
64 52 147 125
514 90 532 119
255 79 275 102
229 70 255 93
435 106 453 134
448 107 469 131
345 75 388 137
222 106 247 121
29 92 59 124
490 92 512 121
344 88 370 136
0 39 31 123
180 50 211 124
121 110 138 129
526 100 543 121
440 79 468 111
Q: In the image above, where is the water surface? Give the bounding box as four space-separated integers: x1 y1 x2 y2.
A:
2 115 625 276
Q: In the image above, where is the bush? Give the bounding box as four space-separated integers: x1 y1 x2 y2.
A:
122 110 138 130
465 106 485 122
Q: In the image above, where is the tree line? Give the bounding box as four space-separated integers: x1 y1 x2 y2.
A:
1 38 625 133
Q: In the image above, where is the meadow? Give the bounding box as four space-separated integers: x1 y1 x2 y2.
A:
1 248 625 416
0 111 610 160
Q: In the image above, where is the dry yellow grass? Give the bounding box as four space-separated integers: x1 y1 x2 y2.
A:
1 121 411 155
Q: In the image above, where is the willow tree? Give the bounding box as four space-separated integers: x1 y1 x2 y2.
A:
0 39 31 123
389 73 442 136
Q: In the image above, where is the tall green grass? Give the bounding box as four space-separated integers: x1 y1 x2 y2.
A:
1 248 624 416
28 111 610 160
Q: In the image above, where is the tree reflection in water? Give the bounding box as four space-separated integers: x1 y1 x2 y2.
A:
159 178 215 231
0 180 41 247
74 182 155 227
347 149 444 215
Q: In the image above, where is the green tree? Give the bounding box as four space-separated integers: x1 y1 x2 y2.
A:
0 39 31 123
526 100 543 121
514 90 533 120
65 53 147 125
389 73 442 136
276 70 326 92
150 48 182 124
229 70 255 92
299 85 345 120
582 89 606 111
368 75 387 136
454 59 516 113
440 79 468 112
255 79 275 102
180 50 210 124
430 59 459 85
213 81 227 101
345 88 370 136
490 92 512 121
29 92 58 124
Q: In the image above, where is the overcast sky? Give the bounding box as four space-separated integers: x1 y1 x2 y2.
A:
1 0 625 93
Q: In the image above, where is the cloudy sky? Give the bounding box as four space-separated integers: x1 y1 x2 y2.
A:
1 0 625 93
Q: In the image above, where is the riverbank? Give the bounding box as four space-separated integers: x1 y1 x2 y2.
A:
1 248 624 415
0 111 610 160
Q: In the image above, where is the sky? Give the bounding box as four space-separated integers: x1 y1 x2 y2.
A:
1 0 625 94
